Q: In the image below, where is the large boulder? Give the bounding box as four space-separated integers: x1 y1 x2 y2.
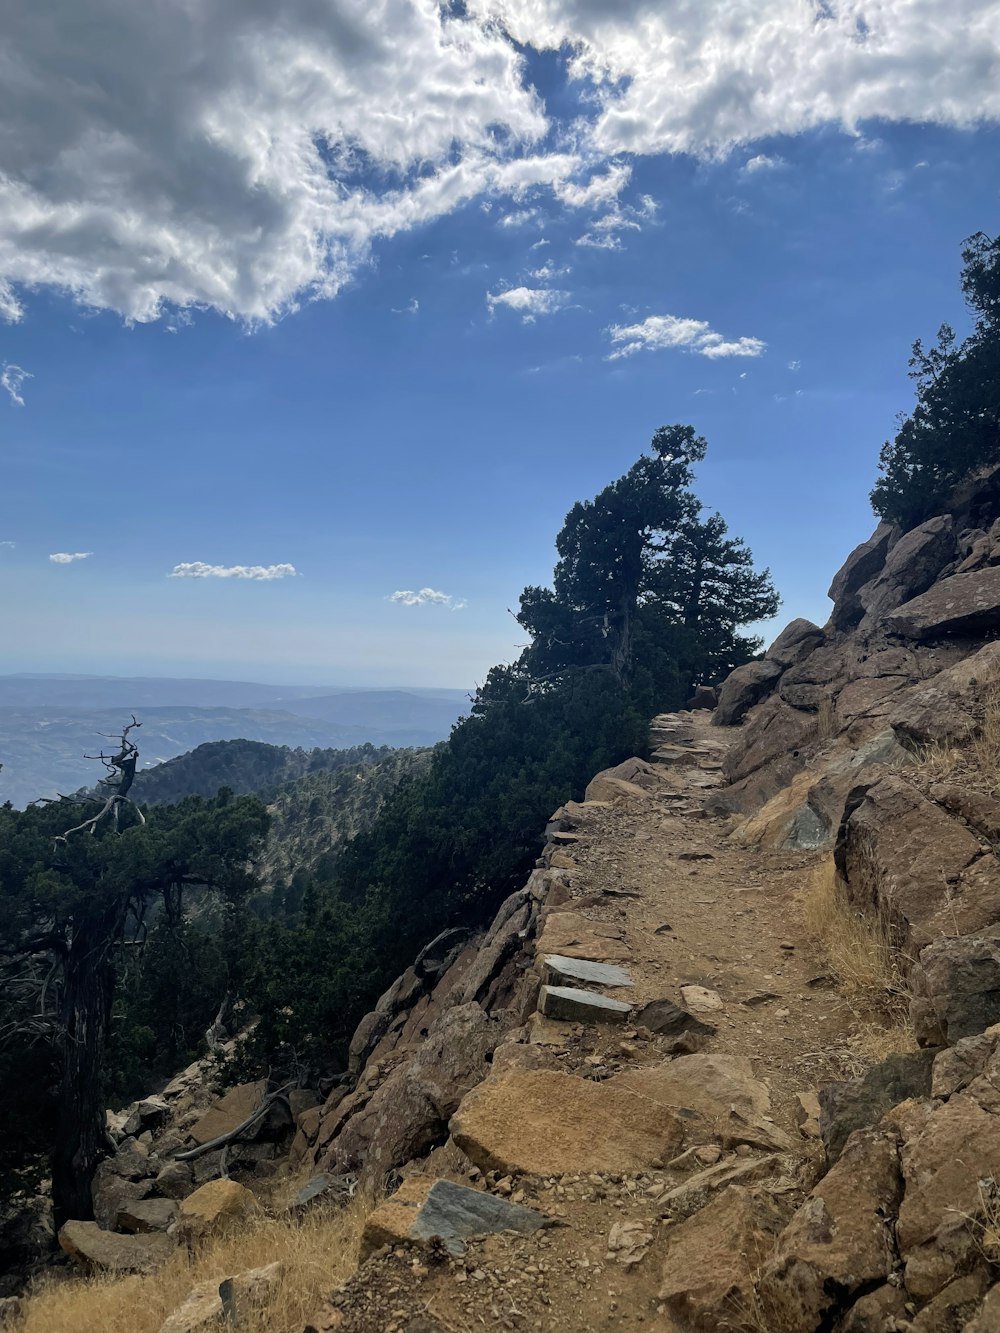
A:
896 1094 1000 1299
858 515 956 623
766 619 826 670
890 641 1000 747
721 697 817 793
660 1186 788 1332
827 522 898 631
837 775 1000 948
758 1128 903 1332
585 757 667 802
909 934 1000 1047
819 1051 936 1163
714 660 784 726
884 566 1000 639
450 1068 685 1176
177 1179 259 1244
188 1081 266 1146
59 1220 176 1273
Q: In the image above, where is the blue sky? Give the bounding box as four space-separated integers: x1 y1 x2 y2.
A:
1 2 999 687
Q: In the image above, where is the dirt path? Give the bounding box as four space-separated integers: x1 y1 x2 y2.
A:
325 711 878 1333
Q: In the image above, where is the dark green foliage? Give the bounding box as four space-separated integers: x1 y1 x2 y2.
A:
872 231 1000 528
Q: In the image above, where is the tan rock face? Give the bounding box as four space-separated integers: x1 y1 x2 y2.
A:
188 1081 266 1146
58 1220 176 1273
758 1129 903 1333
884 566 1000 639
616 1054 771 1122
449 1069 685 1176
534 911 630 963
896 1094 1000 1300
659 1185 788 1332
158 1262 283 1333
584 757 666 803
177 1178 259 1244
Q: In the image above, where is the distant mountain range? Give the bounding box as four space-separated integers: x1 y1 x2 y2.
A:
0 675 470 808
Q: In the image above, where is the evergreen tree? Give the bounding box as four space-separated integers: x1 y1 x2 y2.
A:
872 231 1000 527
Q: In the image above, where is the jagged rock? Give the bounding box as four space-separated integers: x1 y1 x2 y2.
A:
541 954 632 988
616 1054 770 1122
819 1050 936 1163
827 521 898 630
795 1091 820 1140
713 659 784 726
177 1178 259 1244
58 1220 176 1272
687 684 719 709
321 1003 505 1181
885 565 1000 639
931 1023 1000 1097
457 892 533 1006
758 1128 903 1332
123 1096 171 1138
584 757 666 802
858 514 956 623
910 1271 992 1332
896 1094 1000 1299
720 696 817 800
634 998 716 1041
909 933 1000 1046
538 984 632 1023
838 775 1000 947
967 1283 1000 1332
116 1197 178 1233
834 1284 910 1332
778 642 853 712
158 1262 283 1333
152 1162 193 1205
535 910 630 962
91 1151 156 1230
659 1185 788 1332
359 1175 546 1261
891 640 1000 746
450 1069 685 1176
931 781 1000 842
188 1080 266 1146
766 619 826 670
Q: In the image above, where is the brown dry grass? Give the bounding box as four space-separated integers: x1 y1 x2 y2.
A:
802 858 909 1023
912 737 964 781
815 694 837 741
973 684 1000 794
18 1194 370 1333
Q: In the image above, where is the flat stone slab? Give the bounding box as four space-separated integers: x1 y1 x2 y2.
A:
542 954 633 989
536 911 631 963
451 1069 685 1176
361 1176 546 1260
539 984 632 1024
680 985 724 1013
58 1220 176 1273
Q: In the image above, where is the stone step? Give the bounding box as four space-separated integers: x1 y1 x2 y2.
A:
542 954 633 989
538 984 633 1024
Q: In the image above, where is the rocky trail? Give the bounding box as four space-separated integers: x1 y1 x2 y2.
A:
307 711 872 1333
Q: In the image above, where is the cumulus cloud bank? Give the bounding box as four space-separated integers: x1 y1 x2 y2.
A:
0 1 996 324
2 363 31 406
390 587 467 610
168 562 298 580
487 286 570 321
608 314 766 360
49 551 92 563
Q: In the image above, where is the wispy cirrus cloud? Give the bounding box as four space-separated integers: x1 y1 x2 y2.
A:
168 562 298 580
487 286 570 322
389 587 467 610
2 363 31 406
607 314 766 361
49 551 92 564
742 153 787 174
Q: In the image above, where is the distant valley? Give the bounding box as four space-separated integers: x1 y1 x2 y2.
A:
0 675 469 807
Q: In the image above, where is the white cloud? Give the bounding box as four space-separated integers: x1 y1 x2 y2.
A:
389 587 467 610
788 359 801 371
2 2 999 325
743 153 786 173
530 261 570 281
575 232 622 251
49 551 92 563
168 562 298 580
470 1 1000 157
487 286 570 322
608 314 766 360
1 363 31 406
392 298 419 315
0 540 14 549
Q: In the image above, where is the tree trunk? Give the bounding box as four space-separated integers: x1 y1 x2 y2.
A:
52 915 116 1228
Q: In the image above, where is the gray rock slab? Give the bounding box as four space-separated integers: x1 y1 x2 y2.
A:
542 954 633 989
538 984 632 1024
409 1179 546 1256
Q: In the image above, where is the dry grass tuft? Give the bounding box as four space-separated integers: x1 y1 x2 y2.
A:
973 684 1000 794
19 1194 370 1333
912 737 964 781
802 858 908 1022
815 695 837 741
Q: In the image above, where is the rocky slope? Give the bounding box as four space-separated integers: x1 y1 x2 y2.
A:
21 470 1000 1331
